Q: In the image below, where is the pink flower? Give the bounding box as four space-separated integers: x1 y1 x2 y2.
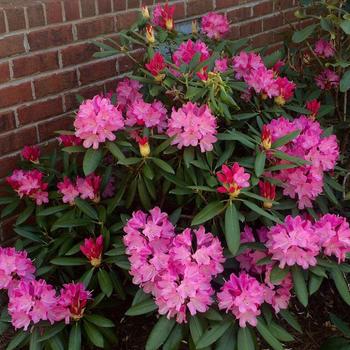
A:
74 95 124 149
274 77 296 105
214 58 228 73
57 134 82 147
57 177 79 205
217 163 250 198
21 145 40 163
172 40 210 67
59 282 91 322
272 60 285 75
314 39 335 58
126 99 168 132
201 12 229 39
167 102 217 152
76 173 101 203
314 214 350 263
266 215 320 269
152 3 175 30
116 78 143 112
232 51 265 80
245 66 279 98
217 273 265 327
306 99 321 120
0 247 35 290
7 169 49 205
80 235 103 267
8 279 66 330
315 69 340 90
145 52 166 78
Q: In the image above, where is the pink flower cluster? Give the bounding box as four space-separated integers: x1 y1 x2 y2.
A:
201 12 229 40
57 134 82 147
21 145 40 163
315 69 340 90
123 207 225 323
233 51 295 104
152 3 175 30
167 102 217 152
267 115 339 208
7 169 49 205
314 39 335 58
172 40 210 67
266 214 350 268
0 247 35 290
116 78 143 112
74 95 124 149
57 173 101 205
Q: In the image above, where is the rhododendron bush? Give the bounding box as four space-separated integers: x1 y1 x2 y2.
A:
1 2 350 350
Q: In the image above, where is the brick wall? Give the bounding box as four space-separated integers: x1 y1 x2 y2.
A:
0 0 299 240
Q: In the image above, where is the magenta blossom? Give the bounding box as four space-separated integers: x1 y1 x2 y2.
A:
116 78 143 112
74 95 124 149
315 69 340 90
76 173 101 203
57 177 79 205
314 39 335 58
21 145 40 163
57 134 82 147
232 51 265 80
214 58 228 73
80 235 104 267
172 40 210 67
201 12 229 39
167 102 217 152
217 272 265 327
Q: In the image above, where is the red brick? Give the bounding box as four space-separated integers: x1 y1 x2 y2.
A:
227 25 241 40
81 0 96 17
38 115 73 142
0 82 33 109
27 3 45 28
253 1 273 17
0 127 37 155
274 0 295 10
64 0 80 21
115 10 138 31
251 32 275 47
45 1 63 24
0 63 10 84
113 0 126 11
34 70 78 98
79 59 116 85
0 155 19 180
98 0 112 14
118 50 143 73
0 10 6 34
128 0 140 8
174 2 185 20
240 19 262 37
227 7 251 22
187 0 213 17
13 51 59 78
0 35 25 59
28 25 73 51
76 17 114 40
4 7 26 31
0 110 16 132
18 97 64 125
64 84 104 111
215 0 240 9
263 14 284 31
61 42 99 66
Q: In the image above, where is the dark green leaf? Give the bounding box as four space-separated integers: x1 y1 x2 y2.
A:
98 269 113 297
292 266 308 307
151 158 175 174
330 267 350 305
237 327 255 350
292 23 317 43
224 204 241 256
271 130 300 149
75 198 99 220
85 315 114 328
83 321 104 348
125 298 157 316
270 266 290 284
145 316 176 350
83 148 103 176
196 320 232 349
191 201 225 226
256 319 283 350
50 257 87 266
254 151 266 177
68 323 81 350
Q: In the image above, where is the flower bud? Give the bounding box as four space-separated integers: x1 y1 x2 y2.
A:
146 24 155 44
141 5 150 20
261 125 272 151
139 137 151 157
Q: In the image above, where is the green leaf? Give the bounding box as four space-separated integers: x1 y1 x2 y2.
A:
330 313 350 335
340 70 350 92
83 148 103 176
224 204 241 256
242 200 280 223
191 201 225 226
106 141 125 161
292 266 308 307
270 266 290 284
330 266 350 305
125 297 157 316
320 336 350 350
29 329 40 350
268 322 294 342
215 326 236 350
37 205 69 216
273 150 309 165
6 331 28 350
189 315 205 345
74 198 99 220
39 323 66 342
48 336 64 350
80 268 94 287
271 130 300 149
254 151 266 177
68 323 81 350
309 274 324 295
340 19 350 34
83 321 104 348
279 310 302 333
51 217 91 231
98 269 113 297
203 308 223 321
256 319 283 350
163 324 183 350
145 316 176 350
237 327 255 350
196 320 232 349
138 176 151 210
1 199 20 218
16 203 35 226
50 257 87 266
292 23 317 43
85 315 114 328
151 158 175 174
